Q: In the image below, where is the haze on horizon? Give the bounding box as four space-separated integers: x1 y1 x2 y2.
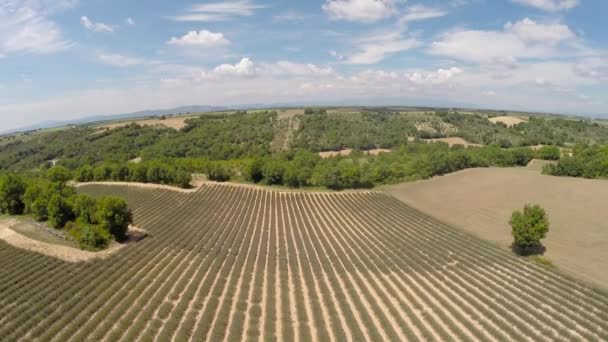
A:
1 0 607 131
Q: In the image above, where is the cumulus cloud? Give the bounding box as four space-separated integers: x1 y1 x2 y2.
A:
406 67 464 84
80 16 114 32
167 30 230 47
505 18 574 45
323 0 400 23
0 1 72 56
210 58 256 77
399 5 447 23
346 32 419 64
126 17 135 25
429 18 578 63
172 0 265 22
512 0 579 12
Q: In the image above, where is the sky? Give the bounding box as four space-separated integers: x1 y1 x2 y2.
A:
0 0 607 131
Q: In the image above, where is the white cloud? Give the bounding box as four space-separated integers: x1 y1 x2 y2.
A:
323 0 400 23
429 18 578 63
406 67 464 84
483 90 497 96
80 16 114 32
0 1 72 56
172 0 264 22
210 57 256 77
98 54 154 67
505 18 574 45
346 32 419 64
399 5 447 23
267 61 334 76
167 30 230 47
126 17 135 25
273 10 306 23
512 0 579 12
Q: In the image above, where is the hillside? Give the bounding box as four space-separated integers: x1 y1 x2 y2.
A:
2 108 608 173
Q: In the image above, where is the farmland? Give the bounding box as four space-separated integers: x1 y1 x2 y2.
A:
0 183 607 341
386 166 608 289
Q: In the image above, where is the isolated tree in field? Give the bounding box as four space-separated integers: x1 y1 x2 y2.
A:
0 174 26 215
510 204 550 255
96 197 132 241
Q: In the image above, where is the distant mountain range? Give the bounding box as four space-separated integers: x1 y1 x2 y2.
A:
0 106 232 135
3 101 603 136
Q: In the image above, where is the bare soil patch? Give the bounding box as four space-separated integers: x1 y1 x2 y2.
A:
75 181 201 193
423 137 481 148
489 116 527 127
385 167 608 289
0 219 144 263
318 148 391 158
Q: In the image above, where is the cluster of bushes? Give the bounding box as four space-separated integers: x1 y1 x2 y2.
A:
543 144 608 179
75 161 192 188
0 173 132 250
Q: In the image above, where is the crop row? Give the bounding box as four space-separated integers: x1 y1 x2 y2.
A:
0 183 606 341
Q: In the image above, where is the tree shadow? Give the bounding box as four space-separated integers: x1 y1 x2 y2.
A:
511 244 546 256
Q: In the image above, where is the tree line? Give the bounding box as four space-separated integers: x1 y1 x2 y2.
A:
0 172 132 250
543 144 608 179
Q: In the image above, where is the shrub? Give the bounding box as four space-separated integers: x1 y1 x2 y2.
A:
96 197 132 241
68 221 111 250
0 173 26 215
536 145 561 160
510 204 550 255
47 193 73 228
46 166 73 183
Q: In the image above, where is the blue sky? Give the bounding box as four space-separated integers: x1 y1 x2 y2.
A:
0 0 607 131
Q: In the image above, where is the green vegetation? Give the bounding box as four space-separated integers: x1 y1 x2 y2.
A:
0 171 132 249
543 144 608 179
510 204 550 255
2 109 608 190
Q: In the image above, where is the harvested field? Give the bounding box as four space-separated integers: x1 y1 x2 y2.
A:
99 116 197 130
386 167 608 289
1 183 607 341
489 116 527 127
422 137 481 148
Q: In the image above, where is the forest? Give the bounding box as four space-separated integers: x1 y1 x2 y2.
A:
1 109 608 189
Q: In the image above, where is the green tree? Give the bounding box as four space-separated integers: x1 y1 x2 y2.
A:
510 204 550 255
72 194 98 224
0 174 26 215
96 197 133 241
68 222 111 250
76 165 94 182
47 193 73 228
244 158 264 183
46 166 73 183
262 159 285 185
175 170 192 189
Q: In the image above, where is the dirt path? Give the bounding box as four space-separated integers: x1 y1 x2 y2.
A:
0 220 131 263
